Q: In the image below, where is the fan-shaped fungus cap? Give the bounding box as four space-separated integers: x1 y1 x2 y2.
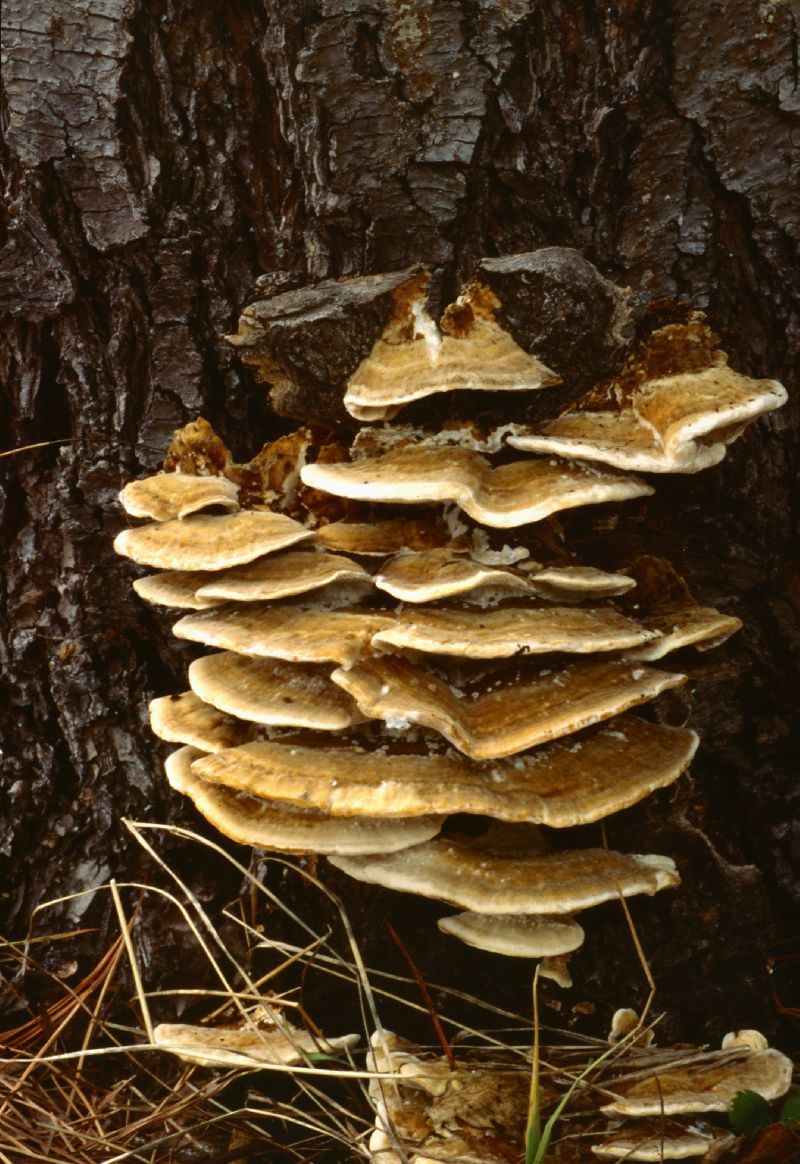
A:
600 1033 793 1115
530 566 636 602
153 1020 358 1069
119 472 239 521
343 276 560 421
331 655 686 759
592 1124 736 1160
132 570 222 610
371 604 658 659
188 652 367 730
437 912 584 959
189 716 697 825
507 319 788 473
316 518 449 556
620 557 742 661
165 746 445 855
329 834 679 914
195 549 371 602
174 604 394 668
150 691 255 752
301 446 653 529
114 511 312 571
375 548 538 602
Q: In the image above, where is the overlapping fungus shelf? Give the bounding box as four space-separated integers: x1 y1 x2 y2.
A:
114 252 786 987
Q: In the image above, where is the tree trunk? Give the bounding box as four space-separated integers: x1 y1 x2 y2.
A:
1 0 797 1044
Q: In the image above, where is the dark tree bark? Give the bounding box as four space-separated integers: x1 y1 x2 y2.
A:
1 1 798 1045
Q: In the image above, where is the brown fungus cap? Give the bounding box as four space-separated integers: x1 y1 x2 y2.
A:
437 911 585 959
190 716 697 824
174 603 394 668
119 471 239 521
165 746 444 855
371 603 658 659
331 654 686 759
149 691 255 752
301 446 653 529
329 835 679 914
195 549 371 602
153 1020 359 1069
343 277 560 421
114 511 312 571
188 652 367 730
132 569 223 610
507 318 787 473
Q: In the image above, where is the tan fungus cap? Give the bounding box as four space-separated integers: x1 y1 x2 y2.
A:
114 511 312 571
530 565 636 601
189 716 697 825
149 691 255 752
375 548 538 603
344 278 560 422
507 318 787 473
132 570 223 610
195 549 371 602
437 911 585 958
330 836 679 914
619 557 742 661
153 1019 358 1069
592 1124 736 1160
331 654 686 759
600 1039 793 1116
301 446 653 529
371 603 658 658
189 651 367 730
166 746 444 855
175 603 394 668
119 471 239 521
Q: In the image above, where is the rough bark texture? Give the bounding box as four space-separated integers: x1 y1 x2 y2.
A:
2 0 798 1047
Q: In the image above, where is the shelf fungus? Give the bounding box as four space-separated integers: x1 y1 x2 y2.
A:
590 1029 793 1160
153 1013 358 1070
114 250 786 989
363 1027 791 1164
506 315 787 474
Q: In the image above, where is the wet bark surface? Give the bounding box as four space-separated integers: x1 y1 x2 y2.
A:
1 0 798 1049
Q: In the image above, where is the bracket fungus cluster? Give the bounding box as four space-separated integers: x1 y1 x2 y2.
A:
114 252 786 992
364 1025 792 1163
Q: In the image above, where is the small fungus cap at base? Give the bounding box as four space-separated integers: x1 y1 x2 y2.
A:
153 1020 358 1069
591 1124 736 1160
